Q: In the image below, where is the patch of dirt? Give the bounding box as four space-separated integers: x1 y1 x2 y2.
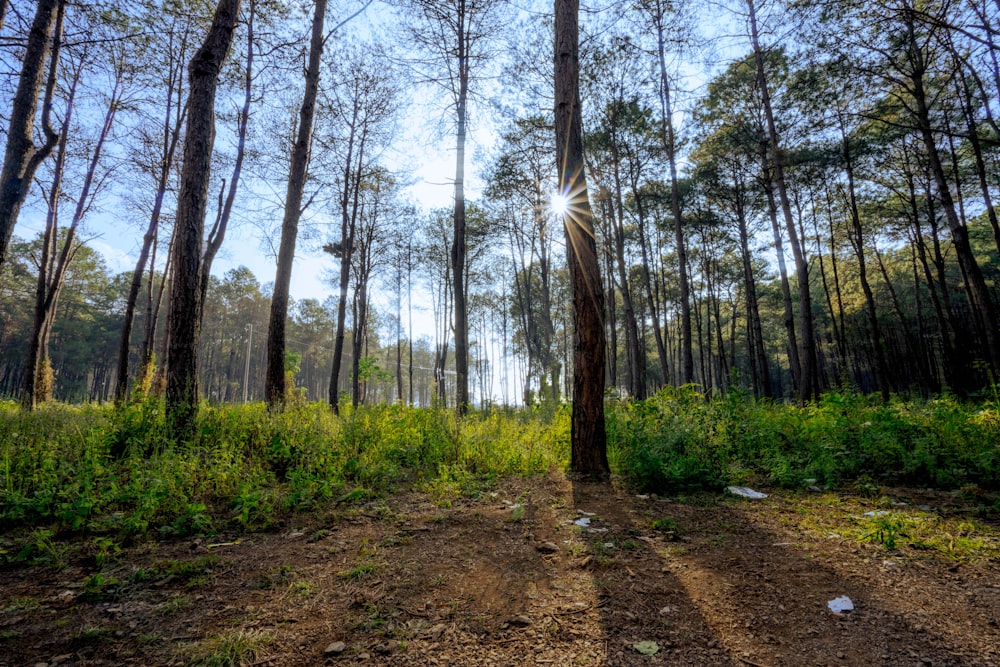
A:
2 473 999 666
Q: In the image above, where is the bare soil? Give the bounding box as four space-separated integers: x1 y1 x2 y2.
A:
2 472 999 666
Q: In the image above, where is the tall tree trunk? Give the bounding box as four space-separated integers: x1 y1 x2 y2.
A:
907 20 1000 372
328 107 363 414
0 0 64 271
26 69 118 409
759 149 800 394
114 86 187 405
734 180 770 397
166 0 240 440
266 0 326 410
200 0 254 322
634 193 669 385
652 5 692 385
609 149 644 399
555 0 609 479
841 128 890 400
748 0 817 402
452 0 471 415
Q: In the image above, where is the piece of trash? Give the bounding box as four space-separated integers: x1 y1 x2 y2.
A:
602 542 615 549
827 596 854 613
633 641 660 655
863 510 889 517
577 510 596 516
574 518 591 527
726 486 768 499
636 494 649 500
507 504 522 510
883 560 897 566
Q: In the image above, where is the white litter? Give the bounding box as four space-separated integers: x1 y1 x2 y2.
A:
725 486 768 499
827 596 854 613
863 510 889 516
574 517 591 527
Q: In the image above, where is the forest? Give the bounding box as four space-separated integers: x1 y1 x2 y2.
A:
1 0 1000 665
0 0 997 415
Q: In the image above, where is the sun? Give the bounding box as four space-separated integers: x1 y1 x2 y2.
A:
550 192 569 216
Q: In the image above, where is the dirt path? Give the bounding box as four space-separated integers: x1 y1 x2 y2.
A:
2 473 999 666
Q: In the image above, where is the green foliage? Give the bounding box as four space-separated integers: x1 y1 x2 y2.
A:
611 388 1000 494
5 391 994 555
0 399 566 544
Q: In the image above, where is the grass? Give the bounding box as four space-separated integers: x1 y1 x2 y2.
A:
186 629 273 667
1 390 998 556
608 387 1000 495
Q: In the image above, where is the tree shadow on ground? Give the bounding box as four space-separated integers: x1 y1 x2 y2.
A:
570 479 1000 666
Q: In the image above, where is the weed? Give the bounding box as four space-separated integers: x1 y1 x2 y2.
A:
289 579 315 597
16 528 69 568
71 625 110 644
187 629 273 667
158 594 193 614
650 517 679 532
340 562 379 580
2 596 40 614
91 536 121 568
80 573 121 601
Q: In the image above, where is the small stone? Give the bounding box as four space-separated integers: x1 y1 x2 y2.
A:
357 652 371 660
536 542 559 554
511 615 532 626
33 663 49 667
373 644 390 655
324 641 347 655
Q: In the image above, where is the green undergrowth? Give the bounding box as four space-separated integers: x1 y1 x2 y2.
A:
609 386 1000 495
2 389 998 553
0 400 567 547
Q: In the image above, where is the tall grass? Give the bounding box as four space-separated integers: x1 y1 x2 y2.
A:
0 400 568 539
2 390 997 543
609 388 1000 493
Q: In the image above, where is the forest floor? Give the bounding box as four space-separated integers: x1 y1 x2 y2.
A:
2 472 1000 667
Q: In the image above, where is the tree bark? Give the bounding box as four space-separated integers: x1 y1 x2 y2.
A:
114 78 187 404
451 0 471 415
906 17 1000 372
266 0 326 410
748 0 817 402
555 0 609 480
166 0 240 440
647 0 692 385
0 0 65 272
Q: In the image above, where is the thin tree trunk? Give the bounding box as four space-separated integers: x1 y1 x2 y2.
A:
760 149 800 395
748 0 817 401
452 0 471 415
266 0 326 410
114 96 186 404
647 0 692 384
